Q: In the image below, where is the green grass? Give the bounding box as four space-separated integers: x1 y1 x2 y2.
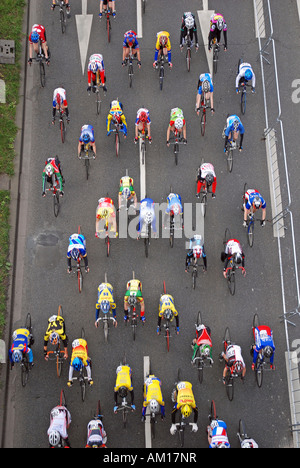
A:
0 0 26 336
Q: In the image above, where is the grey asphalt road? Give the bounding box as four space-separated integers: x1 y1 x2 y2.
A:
2 0 296 449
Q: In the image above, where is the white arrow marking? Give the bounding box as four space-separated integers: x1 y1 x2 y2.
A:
75 0 93 75
197 5 215 76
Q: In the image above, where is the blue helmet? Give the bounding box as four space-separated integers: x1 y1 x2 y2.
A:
73 357 83 372
100 300 110 314
71 248 80 261
245 69 253 81
31 31 39 43
12 349 23 363
82 132 90 144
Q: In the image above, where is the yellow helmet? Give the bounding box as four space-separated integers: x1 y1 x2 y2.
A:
181 404 192 419
100 208 108 218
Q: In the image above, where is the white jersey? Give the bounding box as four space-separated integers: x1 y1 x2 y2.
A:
224 239 243 256
226 344 245 366
88 54 104 70
86 420 107 446
48 406 71 440
200 163 216 178
53 87 66 102
236 62 256 88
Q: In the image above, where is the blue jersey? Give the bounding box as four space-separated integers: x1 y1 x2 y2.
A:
253 326 275 364
225 115 245 136
79 124 95 143
209 420 230 448
198 73 214 94
166 193 183 214
67 234 87 259
138 198 157 233
245 190 266 210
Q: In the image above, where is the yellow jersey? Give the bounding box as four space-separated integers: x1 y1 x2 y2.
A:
71 338 89 367
114 365 133 392
159 294 178 318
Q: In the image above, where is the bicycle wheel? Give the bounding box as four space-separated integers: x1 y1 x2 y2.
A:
192 267 197 289
25 312 32 332
150 413 156 440
210 400 217 422
96 91 101 115
200 192 207 217
178 423 185 448
186 48 191 72
142 0 146 14
60 8 66 34
103 319 108 343
53 191 60 217
255 359 263 388
174 144 179 165
226 148 233 173
106 235 110 257
21 354 30 387
106 15 111 43
56 346 63 378
213 46 218 75
169 217 174 248
227 268 236 296
241 89 246 115
80 374 87 402
40 61 46 87
238 419 247 441
159 65 164 91
165 326 170 352
253 313 260 328
247 220 254 247
85 157 90 180
60 388 66 406
60 118 65 143
128 63 133 88
141 141 146 165
200 110 206 136
144 236 149 258
115 132 120 157
77 266 83 293
225 368 234 401
132 317 137 341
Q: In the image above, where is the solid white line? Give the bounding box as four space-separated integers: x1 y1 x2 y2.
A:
297 0 300 21
82 0 87 15
139 139 146 200
143 356 151 448
253 0 266 38
137 0 143 38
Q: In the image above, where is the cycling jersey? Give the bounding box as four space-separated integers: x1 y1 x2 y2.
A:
166 193 183 215
198 73 214 94
155 31 171 61
245 190 266 210
209 420 230 448
114 365 133 392
253 325 275 364
119 176 135 196
225 344 245 368
29 24 46 43
195 325 212 348
236 62 256 88
9 328 33 363
159 294 178 318
142 375 165 418
106 100 127 134
96 197 116 220
44 315 68 347
79 124 95 144
223 239 245 269
53 87 67 107
138 198 157 234
124 279 143 302
180 12 198 46
67 234 87 260
70 338 90 367
48 406 71 443
87 54 105 85
86 420 107 448
95 282 116 321
42 157 63 193
172 381 198 423
225 115 245 136
197 163 217 195
169 107 185 127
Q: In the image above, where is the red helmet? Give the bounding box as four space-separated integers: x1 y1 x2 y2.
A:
159 35 168 47
139 111 147 122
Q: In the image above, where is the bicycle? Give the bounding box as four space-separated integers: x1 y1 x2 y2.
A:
182 30 195 72
96 273 117 342
71 328 91 402
100 9 113 43
140 219 151 258
78 143 96 180
196 168 212 218
168 130 186 166
158 281 178 352
69 226 85 293
11 313 33 388
238 81 252 115
197 97 211 137
173 368 195 447
221 327 244 401
53 0 69 34
252 313 274 388
224 135 237 173
88 83 106 116
186 250 206 290
211 39 223 75
46 305 67 378
125 47 139 88
115 354 134 428
30 41 47 87
45 175 63 217
243 183 257 248
137 124 149 165
191 311 213 384
156 54 170 91
52 389 70 448
109 121 125 158
124 271 142 341
222 228 245 296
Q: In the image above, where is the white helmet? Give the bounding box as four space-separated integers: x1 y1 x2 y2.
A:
90 61 98 73
185 15 194 29
145 211 153 224
45 163 54 177
149 399 160 414
49 430 61 447
174 118 183 130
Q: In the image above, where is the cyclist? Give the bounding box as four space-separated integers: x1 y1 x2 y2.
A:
114 363 135 412
9 327 34 368
85 418 107 448
78 124 96 157
185 235 207 272
52 87 70 125
124 276 145 322
196 73 215 115
236 61 256 93
220 341 246 383
122 30 141 68
224 114 245 152
51 0 70 15
87 54 107 94
221 238 246 278
196 162 217 199
28 24 50 65
43 313 68 361
153 31 172 68
118 173 137 209
134 108 152 144
208 13 227 51
95 197 118 238
170 381 198 435
99 0 116 19
106 99 127 138
191 323 213 364
251 323 275 370
243 188 266 227
207 417 230 448
157 292 179 335
137 197 157 239
42 156 64 197
163 192 183 229
67 337 93 387
67 232 89 273
47 404 72 448
167 107 187 146
180 12 199 50
142 375 165 421
95 281 117 328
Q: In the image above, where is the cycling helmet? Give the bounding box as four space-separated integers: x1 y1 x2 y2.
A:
217 18 224 30
125 32 135 47
90 62 98 73
217 442 228 448
113 114 122 124
144 210 153 224
163 308 173 320
184 15 194 29
149 399 160 414
205 172 214 186
234 253 242 265
202 80 210 93
70 248 80 261
193 246 202 259
159 35 168 47
45 163 54 177
253 196 261 209
234 361 243 376
233 120 240 131
31 31 39 43
244 69 253 81
139 111 148 122
263 345 274 359
172 203 180 216
100 300 110 314
82 133 90 144
242 441 254 448
174 118 183 130
200 344 211 357
181 404 192 419
128 295 137 307
122 187 131 199
49 430 61 447
118 386 128 398
49 332 60 346
12 349 23 363
72 357 83 372
100 208 108 218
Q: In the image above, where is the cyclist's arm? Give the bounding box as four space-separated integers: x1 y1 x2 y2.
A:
223 30 228 50
56 172 63 191
42 172 47 194
106 115 112 133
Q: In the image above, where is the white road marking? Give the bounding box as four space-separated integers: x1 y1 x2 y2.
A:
139 139 146 200
75 0 93 74
253 0 266 38
137 0 143 38
143 356 151 448
197 4 214 76
297 0 300 21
